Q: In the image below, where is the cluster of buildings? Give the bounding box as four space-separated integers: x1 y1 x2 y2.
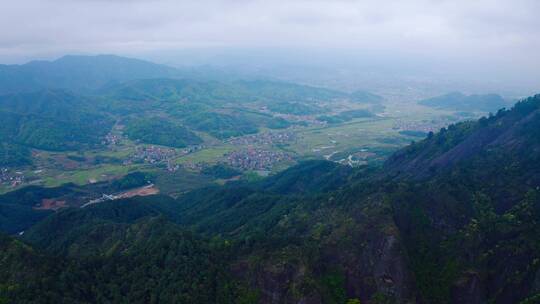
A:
125 145 206 172
227 131 296 146
182 161 204 171
335 150 375 167
131 146 177 164
179 145 204 155
165 159 181 172
102 133 121 146
258 105 327 126
226 148 293 171
0 168 25 187
278 113 326 126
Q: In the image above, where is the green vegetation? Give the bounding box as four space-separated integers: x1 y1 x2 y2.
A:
0 142 31 166
0 62 387 175
235 79 347 103
101 78 241 105
385 94 540 303
0 219 241 303
259 160 352 194
13 95 540 302
398 130 427 137
320 272 347 304
419 91 509 112
125 118 202 148
0 203 51 235
317 109 373 124
42 164 135 187
102 78 347 106
350 90 384 103
152 168 214 197
201 164 241 179
111 171 152 190
184 112 259 139
0 90 113 151
267 101 323 115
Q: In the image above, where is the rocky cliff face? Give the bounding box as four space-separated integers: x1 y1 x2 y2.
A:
226 193 417 304
385 95 540 303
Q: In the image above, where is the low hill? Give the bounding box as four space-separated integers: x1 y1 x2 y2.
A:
0 89 113 151
419 91 509 112
266 101 324 115
124 118 202 148
350 90 384 103
317 109 374 124
0 142 31 166
235 79 348 103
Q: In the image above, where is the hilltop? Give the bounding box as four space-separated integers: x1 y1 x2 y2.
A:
419 91 509 112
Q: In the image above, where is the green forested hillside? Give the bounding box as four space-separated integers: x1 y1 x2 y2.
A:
184 112 259 138
125 118 202 148
419 91 509 112
234 79 347 102
201 164 241 179
267 101 324 115
258 160 353 194
0 232 90 303
100 78 243 105
0 90 113 151
0 173 153 234
350 90 384 103
388 94 540 179
0 218 242 304
317 109 374 124
383 95 540 303
9 95 539 304
0 142 31 166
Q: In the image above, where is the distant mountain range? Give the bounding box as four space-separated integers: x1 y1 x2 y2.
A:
0 55 183 94
0 54 387 100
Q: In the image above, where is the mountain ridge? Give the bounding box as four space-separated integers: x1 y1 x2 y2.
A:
0 54 182 94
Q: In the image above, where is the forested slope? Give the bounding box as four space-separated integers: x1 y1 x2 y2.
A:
2 95 540 303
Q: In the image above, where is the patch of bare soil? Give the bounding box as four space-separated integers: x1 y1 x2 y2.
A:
35 199 67 210
116 185 159 199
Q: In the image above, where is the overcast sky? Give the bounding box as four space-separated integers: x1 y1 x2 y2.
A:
1 0 539 90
